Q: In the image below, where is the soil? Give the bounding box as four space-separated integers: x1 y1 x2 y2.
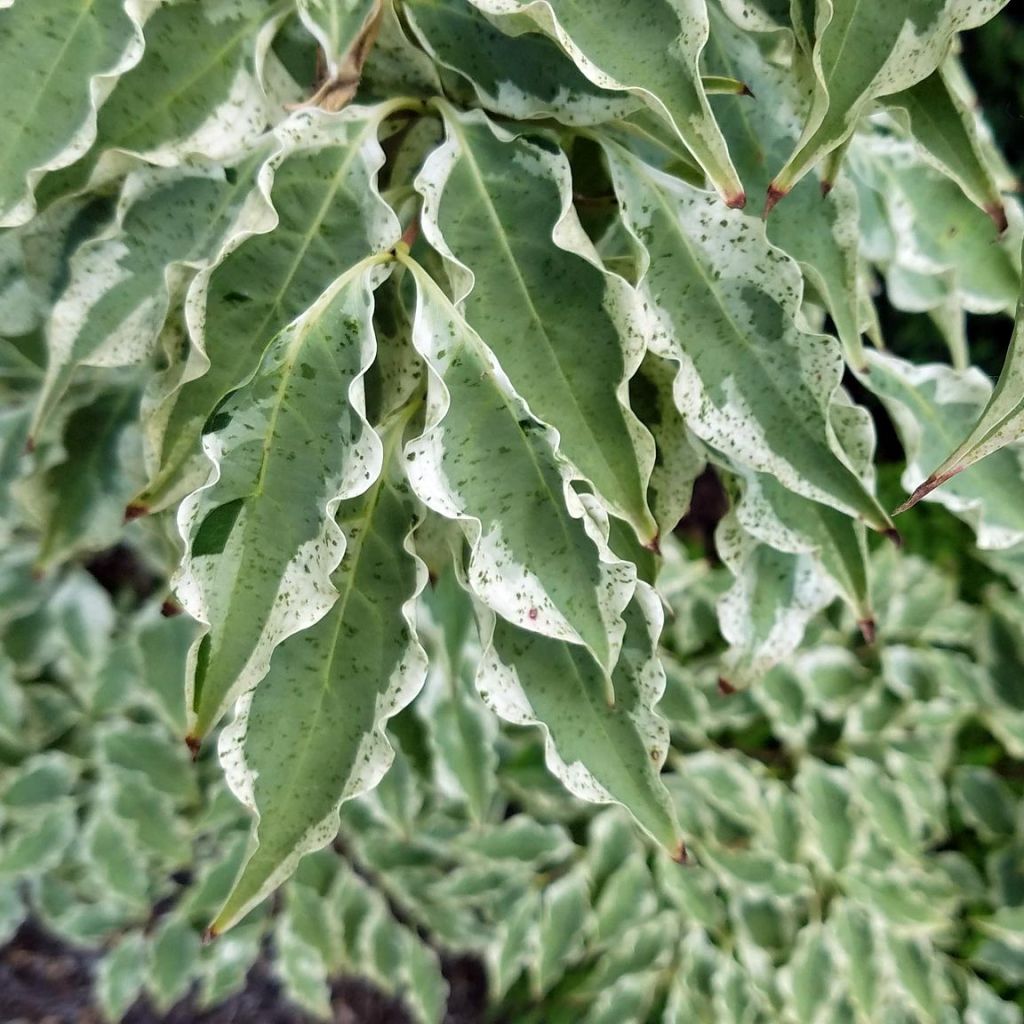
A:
0 920 488 1024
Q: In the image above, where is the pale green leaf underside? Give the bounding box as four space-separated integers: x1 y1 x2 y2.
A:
179 263 388 740
401 257 634 672
418 107 656 539
213 463 427 933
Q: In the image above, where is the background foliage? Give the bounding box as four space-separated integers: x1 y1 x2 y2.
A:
3 0 1024 1021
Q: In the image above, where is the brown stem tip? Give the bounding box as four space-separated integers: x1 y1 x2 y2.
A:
124 502 149 522
161 599 182 618
820 180 834 199
741 83 756 99
985 202 1009 235
858 618 877 645
717 677 738 696
763 183 788 217
725 190 747 210
672 841 690 865
201 926 217 946
893 468 959 516
185 735 202 762
883 528 903 549
644 532 662 556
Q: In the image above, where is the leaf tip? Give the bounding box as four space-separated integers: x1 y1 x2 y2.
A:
985 201 1009 234
820 179 834 199
185 734 202 762
24 436 35 456
858 617 877 645
161 598 182 618
883 527 903 548
725 190 747 210
671 841 690 865
717 676 738 696
644 532 661 556
201 925 218 945
124 502 149 523
763 183 787 217
893 468 959 516
741 83 756 99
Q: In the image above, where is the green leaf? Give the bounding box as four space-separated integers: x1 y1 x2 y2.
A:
148 916 202 1012
178 262 389 740
601 139 893 533
471 0 746 206
881 62 1009 230
419 106 657 540
0 0 146 225
210 457 427 934
97 933 147 1024
18 386 138 568
864 351 1024 548
533 866 589 996
769 0 1010 204
401 254 634 671
478 582 684 856
405 0 636 124
141 103 402 510
34 153 266 435
705 5 871 369
716 509 837 688
42 0 293 202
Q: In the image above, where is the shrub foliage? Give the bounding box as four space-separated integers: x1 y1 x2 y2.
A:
2 0 1024 1018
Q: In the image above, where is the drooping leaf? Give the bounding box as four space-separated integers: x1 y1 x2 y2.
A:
478 582 684 856
38 0 293 202
601 139 893 533
418 106 657 540
400 254 634 672
769 0 1010 205
210 455 428 934
894 271 1024 515
140 103 402 509
0 0 147 226
178 262 389 741
34 152 267 435
470 0 747 206
706 3 871 368
881 62 1009 230
865 351 1024 549
405 0 636 125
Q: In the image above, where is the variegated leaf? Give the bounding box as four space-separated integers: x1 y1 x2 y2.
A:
470 0 747 206
864 351 1024 549
769 0 1010 205
0 0 148 226
139 103 402 511
881 62 1009 230
706 2 871 368
176 261 389 742
33 151 268 436
39 0 294 202
601 139 893 533
417 106 657 540
405 0 636 125
211 454 428 934
477 581 684 856
400 255 634 671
